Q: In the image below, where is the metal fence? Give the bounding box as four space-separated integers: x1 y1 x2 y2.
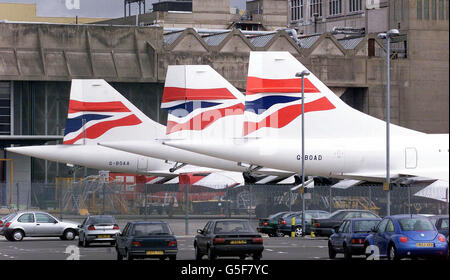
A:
0 176 448 220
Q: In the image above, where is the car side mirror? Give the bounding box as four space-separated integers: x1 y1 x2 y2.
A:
371 227 377 233
331 229 336 234
77 225 81 228
54 220 58 224
197 229 203 234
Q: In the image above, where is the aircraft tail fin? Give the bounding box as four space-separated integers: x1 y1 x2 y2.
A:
161 65 245 139
244 51 420 138
63 79 165 145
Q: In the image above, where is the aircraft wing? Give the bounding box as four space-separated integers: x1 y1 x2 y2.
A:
399 170 449 182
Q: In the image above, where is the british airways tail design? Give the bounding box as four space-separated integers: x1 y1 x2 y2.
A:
161 65 245 139
165 52 449 182
63 79 165 145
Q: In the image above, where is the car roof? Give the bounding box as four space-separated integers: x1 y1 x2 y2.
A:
210 219 250 223
346 218 381 221
388 214 432 219
128 221 167 224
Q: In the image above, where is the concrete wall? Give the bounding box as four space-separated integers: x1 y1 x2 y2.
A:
193 0 230 13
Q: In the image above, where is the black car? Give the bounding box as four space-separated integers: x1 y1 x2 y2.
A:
311 209 380 237
429 215 449 242
276 210 330 237
194 219 264 260
116 221 177 260
257 211 288 237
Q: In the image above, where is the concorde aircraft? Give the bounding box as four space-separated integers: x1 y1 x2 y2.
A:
6 66 292 183
163 51 449 183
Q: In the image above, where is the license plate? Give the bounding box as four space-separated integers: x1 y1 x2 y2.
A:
230 240 247 245
416 243 434 247
97 235 110 238
146 251 164 255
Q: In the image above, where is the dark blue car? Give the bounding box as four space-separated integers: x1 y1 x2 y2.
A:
116 221 177 260
364 215 448 260
328 218 381 259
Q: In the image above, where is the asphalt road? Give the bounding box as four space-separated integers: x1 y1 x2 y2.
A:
0 235 338 260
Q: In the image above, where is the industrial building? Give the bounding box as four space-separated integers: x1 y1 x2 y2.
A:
0 0 448 207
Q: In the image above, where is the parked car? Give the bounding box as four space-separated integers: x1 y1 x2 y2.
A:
78 215 120 247
429 215 449 242
0 213 17 236
257 211 288 237
116 221 177 260
311 209 380 237
2 211 79 241
364 214 448 260
328 218 381 259
276 210 330 237
194 219 264 260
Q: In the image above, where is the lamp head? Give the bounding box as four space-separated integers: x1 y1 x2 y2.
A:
387 29 400 36
295 70 310 77
377 32 387 39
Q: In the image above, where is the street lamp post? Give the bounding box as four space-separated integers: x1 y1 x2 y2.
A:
296 70 310 237
377 29 399 216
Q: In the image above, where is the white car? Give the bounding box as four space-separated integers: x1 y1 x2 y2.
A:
77 215 120 247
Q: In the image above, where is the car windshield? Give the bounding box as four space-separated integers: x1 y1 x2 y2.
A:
214 221 255 234
133 223 172 236
89 216 115 225
2 213 17 222
316 212 330 218
268 212 285 220
353 220 380 232
441 218 449 229
399 218 435 231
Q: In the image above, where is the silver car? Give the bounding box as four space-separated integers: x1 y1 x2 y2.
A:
77 215 120 247
2 211 79 241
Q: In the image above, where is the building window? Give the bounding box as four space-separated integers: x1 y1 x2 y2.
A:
291 0 304 21
439 0 444 19
447 0 449 19
329 0 342 15
424 0 429 19
349 0 362 12
393 0 397 21
417 0 423 19
310 0 323 17
432 0 437 19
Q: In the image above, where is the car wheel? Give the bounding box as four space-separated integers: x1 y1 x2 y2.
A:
195 244 203 260
12 229 24 241
116 247 123 261
268 233 275 237
82 236 89 247
252 253 262 261
126 250 134 261
328 242 336 259
207 246 216 260
63 229 76 241
276 231 285 237
388 244 399 261
5 233 14 241
343 244 352 260
295 227 303 237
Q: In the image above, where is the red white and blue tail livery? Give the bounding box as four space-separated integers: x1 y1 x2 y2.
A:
161 65 245 139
